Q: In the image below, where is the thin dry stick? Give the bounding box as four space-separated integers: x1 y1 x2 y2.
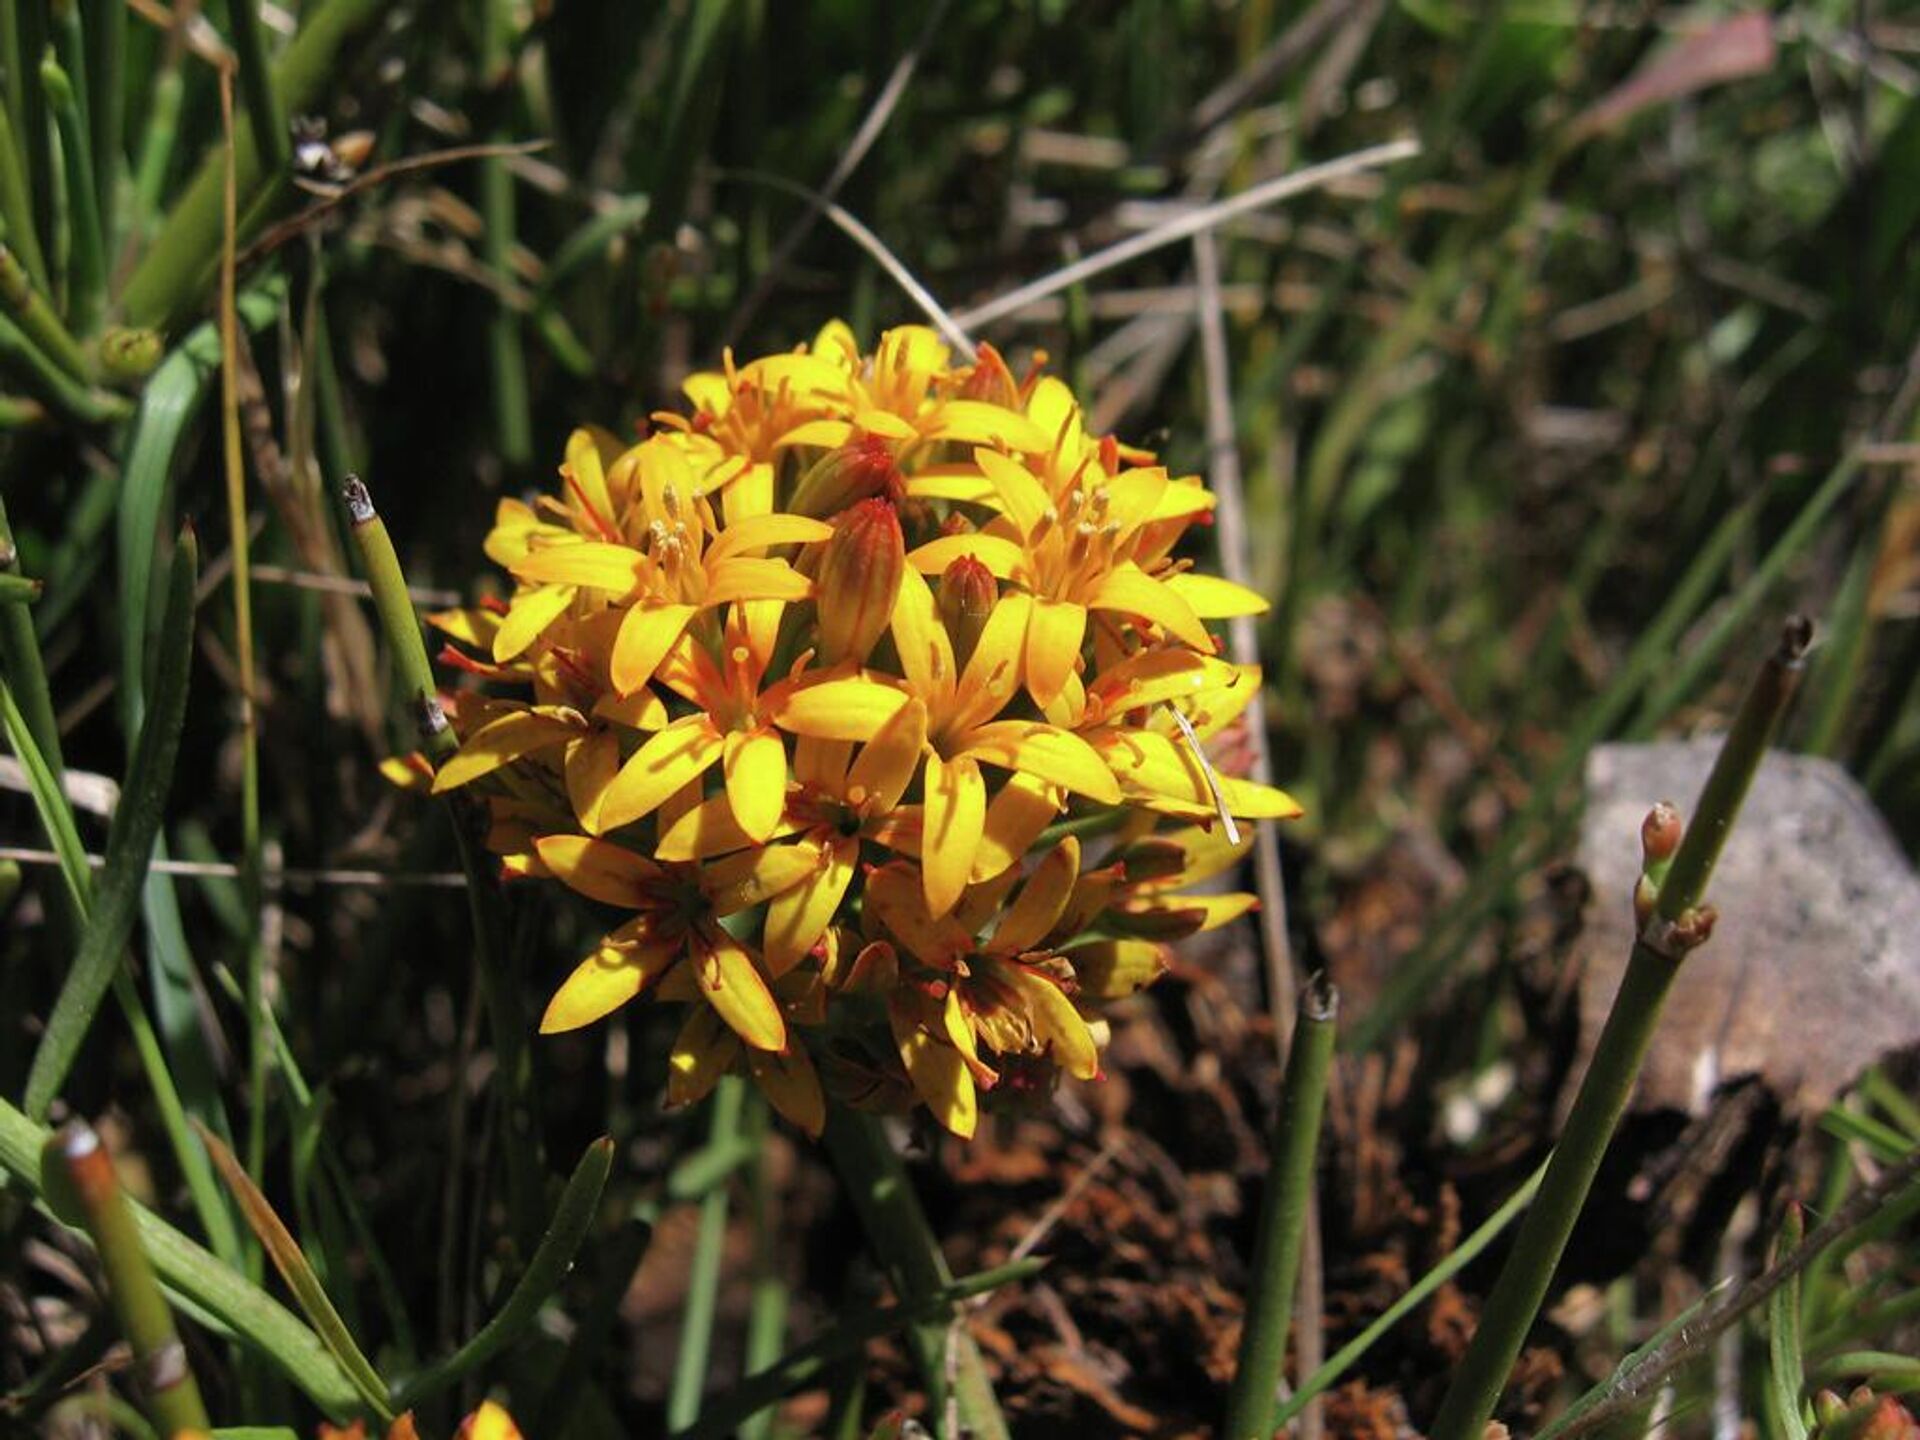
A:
0 846 465 888
1194 227 1324 1440
953 137 1420 332
716 168 975 357
726 0 952 344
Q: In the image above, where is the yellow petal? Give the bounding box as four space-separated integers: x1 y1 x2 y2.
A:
762 835 857 975
564 730 622 835
775 417 855 449
770 677 912 742
597 715 725 832
707 512 835 564
970 773 1063 882
971 446 1053 533
1095 730 1305 819
704 841 822 917
953 590 1029 731
1024 597 1087 708
533 834 662 907
511 541 644 594
889 568 955 707
845 696 928 814
432 710 582 793
723 728 790 842
997 961 1099 1080
865 861 972 969
655 795 760 861
890 993 977 1139
906 532 1026 580
925 401 1050 451
748 1043 826 1139
492 584 575 662
540 933 676 1032
921 750 985 918
1087 564 1213 651
667 1005 740 1110
1164 572 1269 618
991 836 1081 954
703 556 812 606
592 686 670 731
1066 939 1168 1000
696 931 787 1051
611 601 697 694
961 721 1120 804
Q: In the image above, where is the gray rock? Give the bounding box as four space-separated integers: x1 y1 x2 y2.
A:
1573 739 1920 1117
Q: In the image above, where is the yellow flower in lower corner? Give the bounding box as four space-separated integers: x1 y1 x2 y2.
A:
866 843 1100 1138
535 834 819 1051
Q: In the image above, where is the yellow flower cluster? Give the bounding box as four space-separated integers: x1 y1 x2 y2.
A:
428 323 1300 1138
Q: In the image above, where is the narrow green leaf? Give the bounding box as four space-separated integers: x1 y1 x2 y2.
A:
196 1122 395 1421
0 1096 364 1418
0 674 90 924
1769 1206 1810 1440
394 1135 615 1407
26 529 198 1119
680 1259 1045 1440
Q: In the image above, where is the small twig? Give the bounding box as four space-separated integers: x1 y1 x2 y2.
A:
717 168 975 358
239 140 552 265
953 138 1420 332
0 845 466 889
725 0 951 344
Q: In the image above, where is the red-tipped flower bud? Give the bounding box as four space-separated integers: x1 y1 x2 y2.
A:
1641 801 1683 867
789 434 902 518
938 555 998 672
816 498 904 665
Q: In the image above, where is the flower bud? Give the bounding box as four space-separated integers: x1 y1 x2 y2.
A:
938 555 997 672
789 433 902 518
955 341 1021 408
1641 801 1683 868
816 498 904 665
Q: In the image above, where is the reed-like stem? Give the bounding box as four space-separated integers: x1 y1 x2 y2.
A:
1428 618 1814 1440
0 239 90 379
225 0 289 174
823 1104 1009 1440
0 102 51 297
668 1076 746 1431
476 0 530 464
341 474 547 1249
39 53 104 336
52 1121 212 1438
1224 975 1339 1440
0 493 65 786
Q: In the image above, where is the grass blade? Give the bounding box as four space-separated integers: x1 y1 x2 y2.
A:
0 1095 364 1418
196 1122 395 1421
669 1076 745 1430
25 527 198 1119
1769 1205 1810 1440
680 1259 1045 1440
393 1135 615 1407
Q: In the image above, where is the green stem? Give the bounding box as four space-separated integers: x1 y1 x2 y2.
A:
476 0 530 464
341 474 547 1248
224 0 288 173
740 1094 788 1440
0 308 126 422
1224 976 1339 1440
1428 618 1814 1440
52 1121 212 1438
668 1076 746 1431
0 98 52 293
0 1096 365 1416
39 52 103 335
81 0 120 244
0 492 65 784
822 1104 1010 1440
131 58 183 235
116 0 389 331
0 237 90 378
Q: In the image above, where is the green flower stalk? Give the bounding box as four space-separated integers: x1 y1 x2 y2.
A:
1224 975 1340 1440
49 1121 212 1438
1429 616 1815 1440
